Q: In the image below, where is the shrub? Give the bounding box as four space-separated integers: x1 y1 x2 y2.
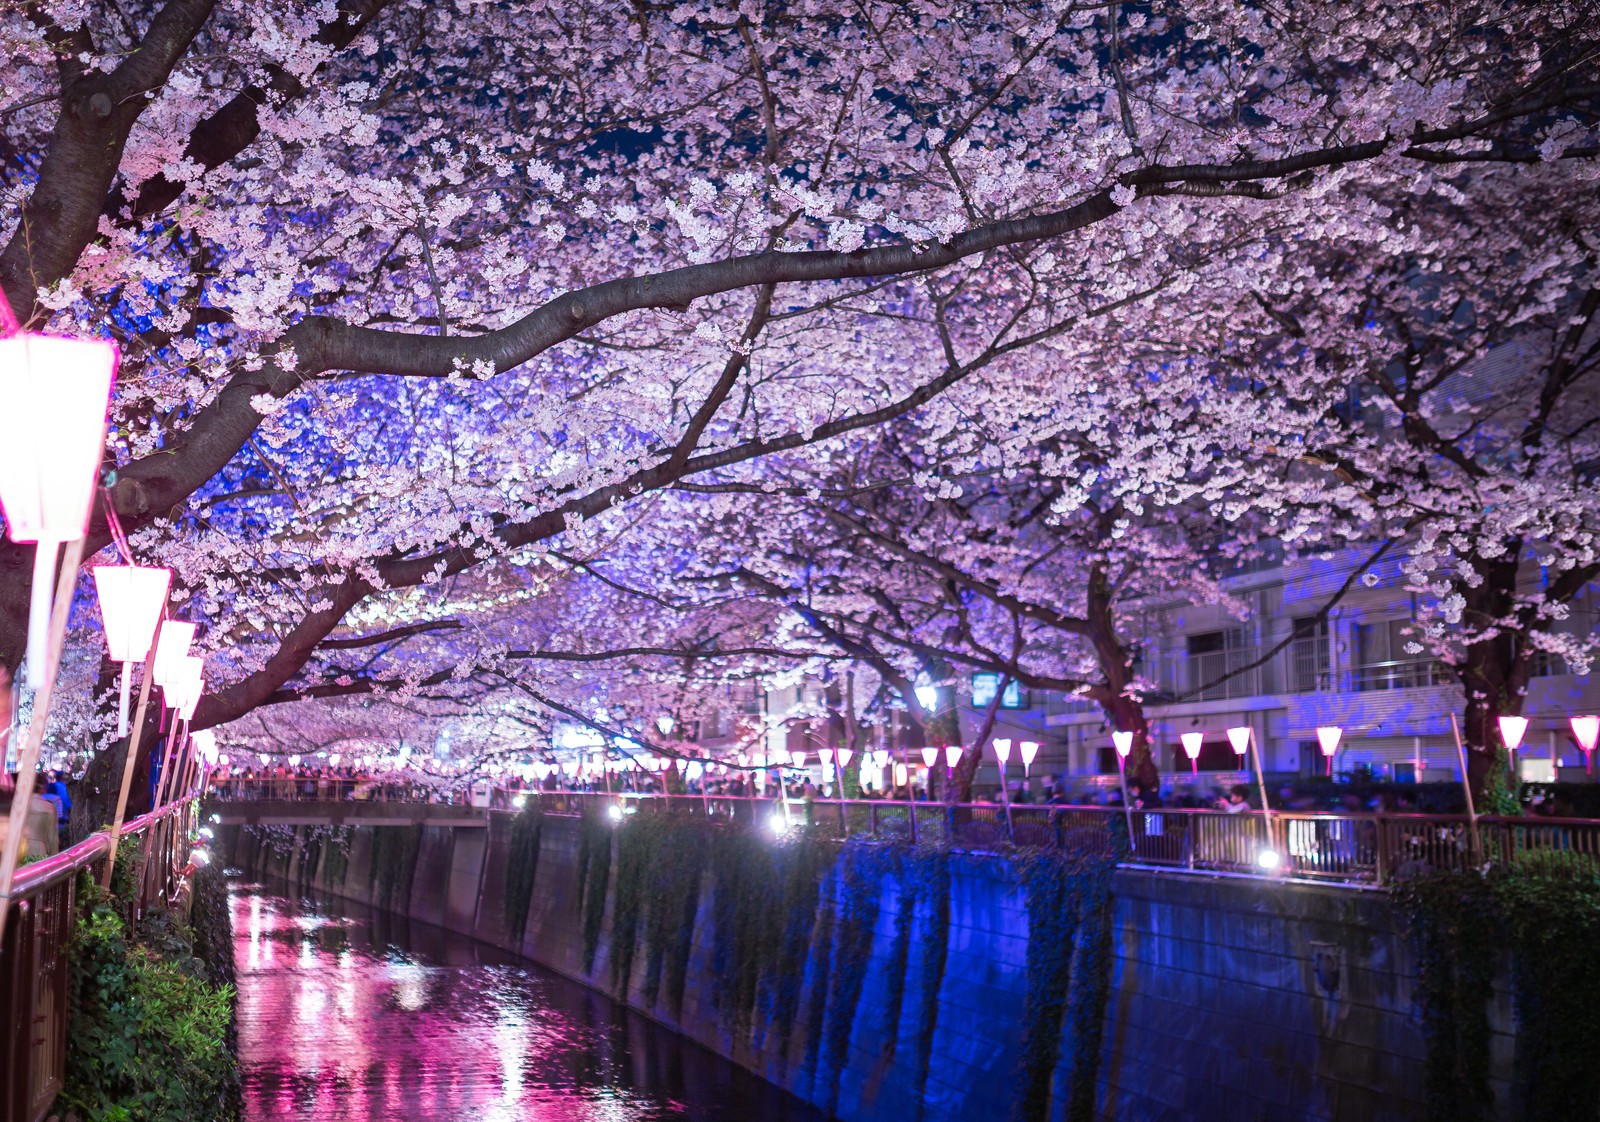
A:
62 886 237 1122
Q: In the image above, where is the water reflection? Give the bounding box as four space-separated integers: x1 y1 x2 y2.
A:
232 877 829 1122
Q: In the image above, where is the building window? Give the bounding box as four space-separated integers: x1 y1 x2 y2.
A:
1184 627 1265 700
971 674 1025 709
1290 616 1331 693
1352 619 1447 690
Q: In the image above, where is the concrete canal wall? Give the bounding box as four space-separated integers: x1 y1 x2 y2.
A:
223 814 1518 1122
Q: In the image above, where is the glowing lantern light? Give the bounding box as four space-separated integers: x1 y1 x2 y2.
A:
837 748 853 769
1227 726 1251 758
1180 732 1203 775
1019 741 1039 775
871 748 889 769
920 746 938 768
1498 715 1528 762
791 749 808 769
1571 716 1599 775
818 748 835 766
151 620 196 692
993 738 1011 768
944 745 962 769
1112 730 1133 759
1315 726 1342 776
92 564 171 735
191 729 217 766
0 331 117 687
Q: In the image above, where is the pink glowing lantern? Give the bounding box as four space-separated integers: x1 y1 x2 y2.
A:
791 749 808 769
0 332 118 687
1498 715 1528 773
871 748 890 770
1572 716 1599 776
993 738 1012 771
1227 726 1251 759
837 748 853 769
1019 741 1039 776
1180 731 1203 775
1316 726 1343 776
92 565 171 736
1112 730 1133 761
944 744 962 770
920 746 938 768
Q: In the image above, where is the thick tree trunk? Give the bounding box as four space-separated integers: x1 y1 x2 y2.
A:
1087 558 1157 788
1455 551 1528 807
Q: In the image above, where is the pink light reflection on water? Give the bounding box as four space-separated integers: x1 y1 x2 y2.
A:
231 881 801 1122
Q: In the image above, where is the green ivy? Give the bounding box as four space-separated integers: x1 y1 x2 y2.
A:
503 802 544 944
62 881 238 1122
608 814 654 993
577 809 613 971
813 839 888 1109
1011 846 1116 1122
909 848 952 1122
1396 855 1600 1122
368 824 422 910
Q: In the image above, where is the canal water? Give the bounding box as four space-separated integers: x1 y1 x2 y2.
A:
229 875 831 1122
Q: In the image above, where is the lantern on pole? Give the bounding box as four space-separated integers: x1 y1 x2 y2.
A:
993 738 1012 770
790 749 807 769
1571 715 1599 777
1497 715 1528 775
92 565 171 736
1112 730 1133 761
871 748 890 770
1019 741 1039 776
0 332 118 688
920 746 938 768
1180 732 1203 775
1226 726 1251 761
837 748 853 770
943 744 961 772
151 619 196 691
1315 726 1343 777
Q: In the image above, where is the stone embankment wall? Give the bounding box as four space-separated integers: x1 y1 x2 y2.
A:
222 815 1516 1122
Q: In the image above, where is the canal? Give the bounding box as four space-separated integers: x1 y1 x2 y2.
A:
230 874 831 1121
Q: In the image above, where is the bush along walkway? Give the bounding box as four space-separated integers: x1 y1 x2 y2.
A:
59 854 239 1122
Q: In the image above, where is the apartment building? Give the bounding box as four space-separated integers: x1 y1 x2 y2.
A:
960 546 1600 788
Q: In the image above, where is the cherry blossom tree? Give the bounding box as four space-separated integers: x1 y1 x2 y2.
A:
0 0 1594 780
1243 161 1600 799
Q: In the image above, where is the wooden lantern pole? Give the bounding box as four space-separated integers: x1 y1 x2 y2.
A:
0 537 86 946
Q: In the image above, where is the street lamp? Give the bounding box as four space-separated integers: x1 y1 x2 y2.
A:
92 564 171 736
0 330 118 688
1315 726 1342 777
1180 732 1203 775
920 746 938 768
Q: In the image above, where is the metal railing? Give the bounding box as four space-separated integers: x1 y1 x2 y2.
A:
1 792 200 1122
1349 658 1450 691
1182 646 1271 701
521 791 1600 888
205 776 462 803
